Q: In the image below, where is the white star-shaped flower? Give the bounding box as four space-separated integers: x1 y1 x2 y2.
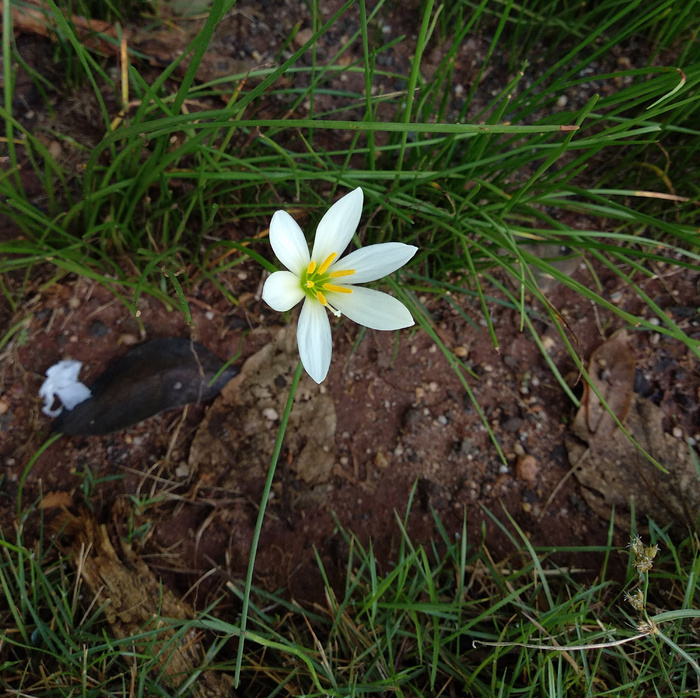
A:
262 187 417 383
39 359 92 417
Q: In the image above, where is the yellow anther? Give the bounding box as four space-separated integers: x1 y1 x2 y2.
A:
322 283 352 294
317 291 328 306
306 280 315 288
307 260 317 274
317 252 337 275
329 268 355 278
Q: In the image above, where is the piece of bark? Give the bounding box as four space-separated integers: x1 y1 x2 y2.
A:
189 326 336 502
59 506 236 696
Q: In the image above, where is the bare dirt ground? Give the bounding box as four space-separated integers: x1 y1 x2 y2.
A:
1 0 699 621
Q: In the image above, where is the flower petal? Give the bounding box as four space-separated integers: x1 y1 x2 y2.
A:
330 242 417 284
328 286 414 330
262 271 305 312
270 210 310 275
311 187 363 265
39 360 92 416
297 298 332 383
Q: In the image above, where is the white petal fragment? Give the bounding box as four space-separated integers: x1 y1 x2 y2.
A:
262 271 306 312
297 298 333 383
39 359 92 417
311 187 363 265
330 242 417 284
270 210 310 275
329 286 414 331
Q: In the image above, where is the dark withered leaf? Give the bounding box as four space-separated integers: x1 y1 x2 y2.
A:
53 338 238 436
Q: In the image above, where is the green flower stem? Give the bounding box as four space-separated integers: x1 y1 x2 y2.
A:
234 359 304 686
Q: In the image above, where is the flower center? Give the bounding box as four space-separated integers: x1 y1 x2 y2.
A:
301 252 355 315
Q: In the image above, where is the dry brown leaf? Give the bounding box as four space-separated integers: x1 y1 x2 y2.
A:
574 329 635 450
61 505 235 696
566 332 699 532
40 491 74 510
5 0 260 89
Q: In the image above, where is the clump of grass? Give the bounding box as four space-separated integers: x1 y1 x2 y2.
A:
2 0 697 328
3 495 698 696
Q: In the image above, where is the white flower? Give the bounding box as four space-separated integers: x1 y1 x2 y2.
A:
39 359 92 417
262 187 417 383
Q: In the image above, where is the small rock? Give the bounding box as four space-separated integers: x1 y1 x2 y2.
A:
88 320 110 338
175 462 190 478
294 27 314 48
262 407 279 422
515 454 538 483
374 451 389 469
459 438 473 455
403 406 423 428
502 416 524 433
48 140 62 159
117 333 139 346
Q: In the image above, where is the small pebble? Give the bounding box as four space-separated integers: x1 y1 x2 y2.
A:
515 454 538 483
262 407 279 421
672 426 683 438
175 463 190 478
542 336 555 351
88 320 110 338
293 28 314 48
374 451 389 469
503 417 524 433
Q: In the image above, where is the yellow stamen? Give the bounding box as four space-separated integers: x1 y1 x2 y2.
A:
307 260 317 274
317 291 328 306
322 283 352 294
329 268 355 278
317 252 337 275
306 280 314 288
